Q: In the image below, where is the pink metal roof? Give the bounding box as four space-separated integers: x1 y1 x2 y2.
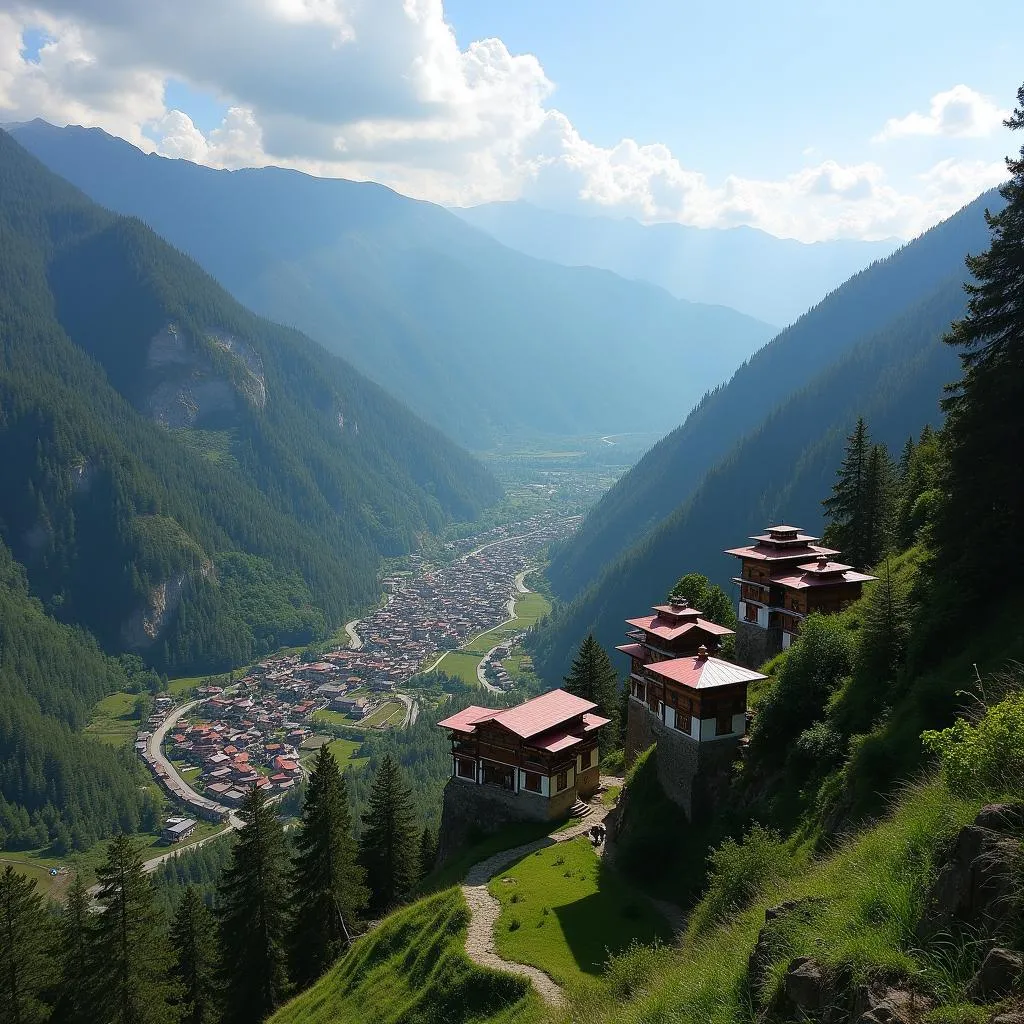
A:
531 731 583 753
625 614 734 641
582 712 611 732
770 568 877 590
615 642 647 658
646 654 766 690
724 543 839 562
650 604 702 619
437 689 602 740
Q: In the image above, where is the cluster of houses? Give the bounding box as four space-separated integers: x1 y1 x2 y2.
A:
352 512 575 682
168 710 305 805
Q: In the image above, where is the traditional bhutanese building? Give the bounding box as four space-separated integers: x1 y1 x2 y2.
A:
437 689 609 828
618 599 765 819
725 524 877 664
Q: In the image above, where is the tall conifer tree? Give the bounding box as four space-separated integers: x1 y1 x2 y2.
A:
823 417 871 564
418 826 438 881
51 874 94 1024
935 82 1024 605
217 787 291 1024
90 835 177 1024
170 886 220 1024
0 865 51 1024
358 755 419 913
289 747 368 988
563 634 620 744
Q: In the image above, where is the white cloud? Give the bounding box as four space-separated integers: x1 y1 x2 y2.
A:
0 4 1010 242
874 84 1008 141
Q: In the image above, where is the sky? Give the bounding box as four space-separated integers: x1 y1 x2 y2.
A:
1 0 1021 242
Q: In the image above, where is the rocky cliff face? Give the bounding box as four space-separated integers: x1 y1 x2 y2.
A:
119 559 213 651
144 323 266 428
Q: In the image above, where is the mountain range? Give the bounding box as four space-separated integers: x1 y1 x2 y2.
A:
0 127 499 675
10 120 777 446
453 200 899 326
529 186 1000 680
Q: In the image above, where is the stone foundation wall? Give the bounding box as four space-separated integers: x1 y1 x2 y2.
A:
624 697 740 821
437 777 574 863
735 622 783 668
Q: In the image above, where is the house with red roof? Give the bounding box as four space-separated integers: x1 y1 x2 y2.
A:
437 689 609 821
617 596 766 819
726 524 877 662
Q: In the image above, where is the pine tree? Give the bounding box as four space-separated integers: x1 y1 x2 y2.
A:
216 787 291 1024
51 874 94 1024
563 634 620 744
418 826 438 880
358 755 419 914
822 417 872 565
935 83 1024 606
170 887 219 1024
862 443 896 566
90 835 178 1024
0 865 51 1024
288 747 368 989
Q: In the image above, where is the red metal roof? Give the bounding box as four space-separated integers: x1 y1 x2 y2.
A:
724 543 839 562
769 568 878 590
646 655 766 690
530 731 583 753
625 614 734 641
437 689 605 741
615 643 647 658
582 712 611 732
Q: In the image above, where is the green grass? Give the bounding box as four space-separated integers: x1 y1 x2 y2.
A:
324 737 370 769
167 672 231 696
569 778 984 1024
362 701 406 728
434 588 553 686
312 709 362 729
85 690 139 747
488 838 672 988
269 888 540 1024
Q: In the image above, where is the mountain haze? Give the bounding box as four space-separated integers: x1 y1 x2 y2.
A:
11 120 776 446
453 200 899 325
0 128 499 674
531 188 1000 679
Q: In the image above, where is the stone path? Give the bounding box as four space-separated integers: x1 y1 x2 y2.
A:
460 804 611 1006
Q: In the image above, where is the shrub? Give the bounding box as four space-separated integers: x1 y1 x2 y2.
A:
690 824 798 933
922 689 1024 797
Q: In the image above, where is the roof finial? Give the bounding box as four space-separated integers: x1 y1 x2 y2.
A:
817 554 828 568
697 644 709 661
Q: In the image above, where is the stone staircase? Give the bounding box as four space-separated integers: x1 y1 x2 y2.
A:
569 799 592 819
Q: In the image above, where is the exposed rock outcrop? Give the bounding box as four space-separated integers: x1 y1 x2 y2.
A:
967 947 1023 1001
917 804 1023 943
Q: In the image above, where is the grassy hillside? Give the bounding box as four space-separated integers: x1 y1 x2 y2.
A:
269 889 540 1024
12 120 775 445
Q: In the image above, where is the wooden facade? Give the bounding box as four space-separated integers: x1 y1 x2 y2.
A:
438 689 609 818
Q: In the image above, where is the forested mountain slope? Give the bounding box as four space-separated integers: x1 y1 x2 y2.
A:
0 128 499 673
454 200 897 325
11 121 775 445
545 188 1000 605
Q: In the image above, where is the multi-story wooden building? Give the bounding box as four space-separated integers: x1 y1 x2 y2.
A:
725 524 876 663
437 688 609 822
618 600 765 818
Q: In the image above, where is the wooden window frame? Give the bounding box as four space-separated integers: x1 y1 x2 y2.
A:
524 771 542 793
556 770 568 792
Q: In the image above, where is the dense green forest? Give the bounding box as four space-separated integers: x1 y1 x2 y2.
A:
0 127 499 675
11 120 775 445
544 186 999 605
529 186 1001 681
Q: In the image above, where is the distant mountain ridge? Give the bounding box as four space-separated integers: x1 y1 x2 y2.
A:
453 200 900 326
0 127 500 674
530 188 1000 680
11 120 776 446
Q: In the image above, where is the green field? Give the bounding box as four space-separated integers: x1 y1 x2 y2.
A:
85 690 139 747
361 701 405 728
167 672 231 696
434 586 552 686
269 888 539 1024
324 736 370 769
488 838 672 986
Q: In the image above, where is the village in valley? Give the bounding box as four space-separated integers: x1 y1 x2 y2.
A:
134 510 578 839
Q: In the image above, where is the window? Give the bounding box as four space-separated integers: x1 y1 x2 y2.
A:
524 771 542 793
744 603 759 623
716 712 733 736
676 711 691 734
456 758 475 779
580 748 592 770
556 771 568 792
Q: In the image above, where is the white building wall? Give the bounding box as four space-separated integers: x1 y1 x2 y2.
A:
732 712 746 737
699 717 742 741
664 705 676 729
739 601 769 628
782 631 793 649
